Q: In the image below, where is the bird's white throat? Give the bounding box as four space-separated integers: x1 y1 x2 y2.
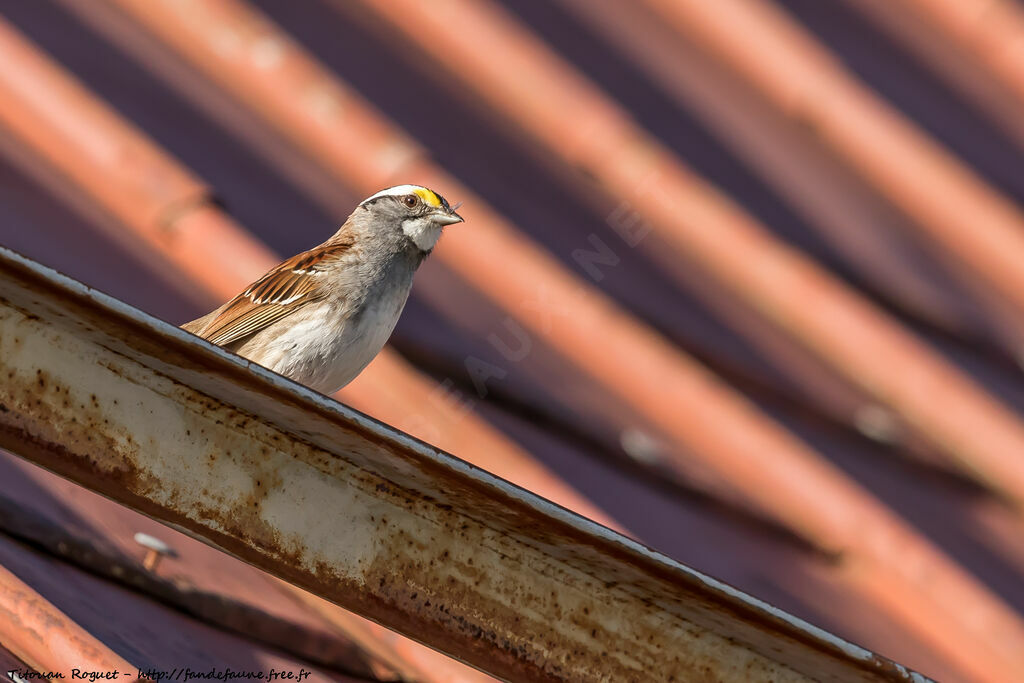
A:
402 216 444 252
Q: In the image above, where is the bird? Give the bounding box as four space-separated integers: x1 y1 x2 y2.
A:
182 184 463 394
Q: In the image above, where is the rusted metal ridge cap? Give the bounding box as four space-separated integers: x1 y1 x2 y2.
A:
0 245 924 682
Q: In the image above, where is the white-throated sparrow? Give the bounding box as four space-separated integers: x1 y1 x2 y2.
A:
183 185 462 393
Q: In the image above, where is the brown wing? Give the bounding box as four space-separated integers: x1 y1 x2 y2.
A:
186 241 353 348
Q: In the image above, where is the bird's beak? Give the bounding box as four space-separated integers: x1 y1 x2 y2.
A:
433 203 464 226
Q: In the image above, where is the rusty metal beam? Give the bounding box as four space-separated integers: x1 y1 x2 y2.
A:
0 244 927 683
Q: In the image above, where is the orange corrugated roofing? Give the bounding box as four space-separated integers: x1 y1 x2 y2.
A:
0 0 1022 680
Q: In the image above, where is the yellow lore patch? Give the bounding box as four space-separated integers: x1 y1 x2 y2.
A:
412 187 442 208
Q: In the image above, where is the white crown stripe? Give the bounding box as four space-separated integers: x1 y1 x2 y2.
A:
361 185 442 208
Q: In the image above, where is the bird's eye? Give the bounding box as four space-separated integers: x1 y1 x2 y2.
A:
403 195 419 208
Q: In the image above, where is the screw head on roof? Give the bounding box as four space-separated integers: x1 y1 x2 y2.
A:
853 405 901 444
620 428 663 465
134 532 177 573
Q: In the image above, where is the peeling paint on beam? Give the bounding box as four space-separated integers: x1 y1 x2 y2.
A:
0 247 926 683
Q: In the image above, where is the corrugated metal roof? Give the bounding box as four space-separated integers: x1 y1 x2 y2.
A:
0 0 1021 680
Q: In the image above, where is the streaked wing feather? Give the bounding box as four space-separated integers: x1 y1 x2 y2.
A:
204 302 307 346
190 241 353 347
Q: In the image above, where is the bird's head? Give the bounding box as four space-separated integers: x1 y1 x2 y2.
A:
358 184 463 253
